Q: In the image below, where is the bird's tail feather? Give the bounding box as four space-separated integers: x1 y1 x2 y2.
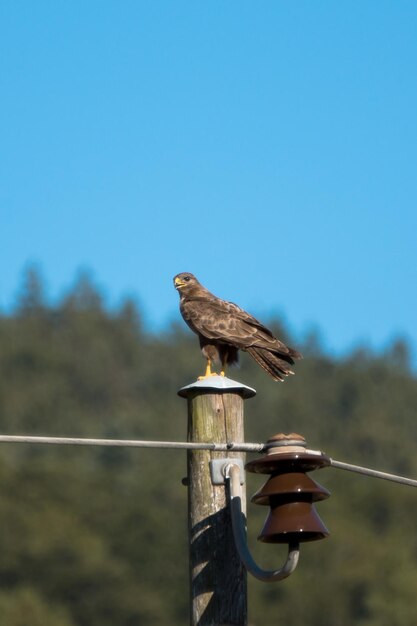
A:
246 347 298 382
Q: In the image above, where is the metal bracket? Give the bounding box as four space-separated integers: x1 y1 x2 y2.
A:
226 462 300 582
210 458 245 485
209 460 300 582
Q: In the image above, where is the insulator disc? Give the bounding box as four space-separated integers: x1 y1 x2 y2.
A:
251 472 330 505
258 501 330 544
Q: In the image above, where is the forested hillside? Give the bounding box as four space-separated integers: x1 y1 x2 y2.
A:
0 268 416 625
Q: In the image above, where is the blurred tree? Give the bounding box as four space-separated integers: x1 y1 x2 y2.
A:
61 271 104 313
0 270 416 625
0 587 75 626
15 264 47 316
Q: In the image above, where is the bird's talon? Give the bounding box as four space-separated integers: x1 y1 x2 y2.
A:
197 372 220 380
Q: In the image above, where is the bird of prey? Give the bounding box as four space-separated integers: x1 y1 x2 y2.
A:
173 272 302 381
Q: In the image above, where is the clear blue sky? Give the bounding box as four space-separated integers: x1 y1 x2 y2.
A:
1 2 416 361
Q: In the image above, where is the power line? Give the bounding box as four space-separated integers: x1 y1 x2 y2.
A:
0 433 416 488
0 434 264 452
329 458 417 488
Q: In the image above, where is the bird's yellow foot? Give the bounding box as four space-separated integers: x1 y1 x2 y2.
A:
197 361 219 380
197 372 220 380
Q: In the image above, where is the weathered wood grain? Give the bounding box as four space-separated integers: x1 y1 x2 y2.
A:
185 389 248 626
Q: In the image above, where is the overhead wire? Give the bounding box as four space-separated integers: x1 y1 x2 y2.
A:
0 434 264 452
0 433 417 488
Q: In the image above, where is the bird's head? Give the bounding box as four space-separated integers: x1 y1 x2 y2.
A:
173 272 201 295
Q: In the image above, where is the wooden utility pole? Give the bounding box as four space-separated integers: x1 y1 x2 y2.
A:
179 377 255 626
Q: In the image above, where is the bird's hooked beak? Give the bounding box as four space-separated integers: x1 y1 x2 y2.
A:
174 276 185 290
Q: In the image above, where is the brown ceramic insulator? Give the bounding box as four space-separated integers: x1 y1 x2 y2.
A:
264 432 307 454
251 472 330 506
245 451 331 475
267 433 306 444
258 501 330 544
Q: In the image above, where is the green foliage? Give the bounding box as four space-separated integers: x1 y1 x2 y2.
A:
0 266 416 625
0 587 75 626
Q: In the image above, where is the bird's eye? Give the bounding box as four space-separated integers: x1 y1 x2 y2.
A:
184 276 191 282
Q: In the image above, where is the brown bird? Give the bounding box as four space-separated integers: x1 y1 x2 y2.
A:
173 272 302 381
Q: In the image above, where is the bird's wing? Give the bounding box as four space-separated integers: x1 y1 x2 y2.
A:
181 296 292 354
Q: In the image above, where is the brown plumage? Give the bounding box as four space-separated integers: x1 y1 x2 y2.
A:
173 272 302 381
